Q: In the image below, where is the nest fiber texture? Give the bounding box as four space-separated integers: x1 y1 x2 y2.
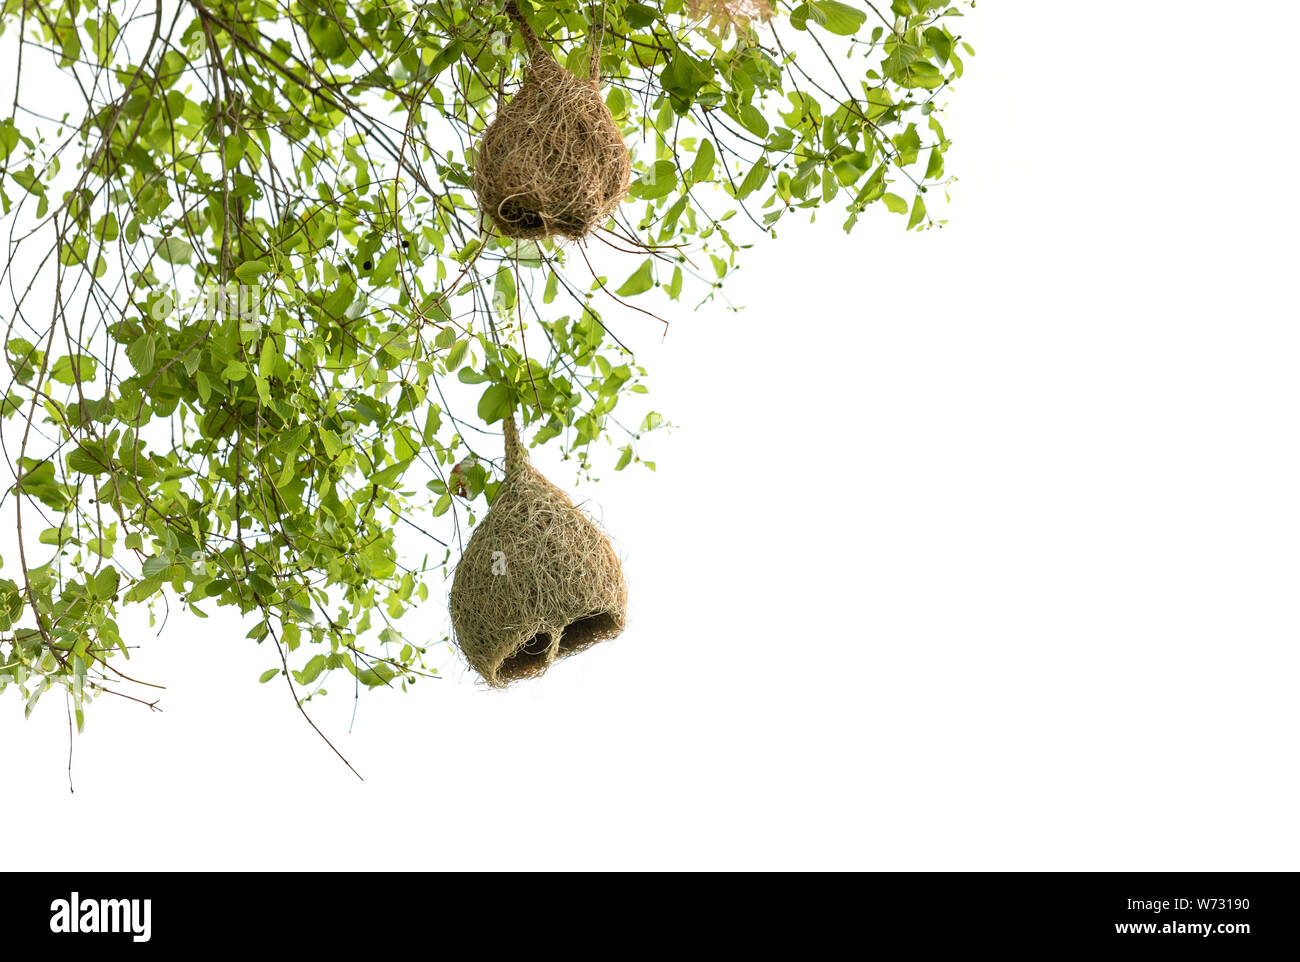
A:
473 3 631 240
450 421 627 687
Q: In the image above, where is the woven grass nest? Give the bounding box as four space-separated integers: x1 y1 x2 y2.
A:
449 416 627 687
472 1 631 241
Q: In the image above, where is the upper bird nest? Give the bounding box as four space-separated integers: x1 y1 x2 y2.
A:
472 1 631 241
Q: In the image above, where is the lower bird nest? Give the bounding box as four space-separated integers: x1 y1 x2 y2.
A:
449 422 627 687
472 5 631 240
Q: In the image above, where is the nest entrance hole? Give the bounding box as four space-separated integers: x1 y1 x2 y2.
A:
498 631 554 684
560 613 621 655
498 198 545 233
495 611 623 684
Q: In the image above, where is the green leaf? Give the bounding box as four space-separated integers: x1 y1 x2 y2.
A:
666 266 683 300
294 654 327 685
356 661 396 688
925 26 953 65
0 119 20 162
907 193 928 229
39 525 70 546
126 335 156 374
235 259 270 281
67 444 111 475
736 104 769 138
57 28 81 68
882 192 908 214
86 14 120 66
259 668 280 683
258 336 276 379
155 236 194 265
446 340 468 371
908 62 945 90
631 161 677 200
925 146 945 181
615 259 655 297
49 354 96 385
370 458 413 488
477 383 511 424
493 267 516 313
691 139 716 182
814 1 867 36
625 3 657 29
736 161 771 200
0 578 22 631
141 556 171 578
91 567 120 599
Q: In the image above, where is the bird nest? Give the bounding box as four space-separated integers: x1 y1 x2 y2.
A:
449 417 627 687
472 1 631 241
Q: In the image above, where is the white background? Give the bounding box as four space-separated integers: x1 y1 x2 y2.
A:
5 2 1300 870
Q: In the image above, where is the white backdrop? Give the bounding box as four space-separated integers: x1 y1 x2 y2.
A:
4 2 1300 870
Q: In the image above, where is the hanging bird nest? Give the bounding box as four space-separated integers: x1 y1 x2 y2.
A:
472 0 631 241
449 416 628 687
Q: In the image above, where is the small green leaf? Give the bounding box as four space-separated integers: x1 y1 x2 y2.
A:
813 1 867 36
235 259 270 281
492 267 516 313
907 193 927 229
666 266 683 300
0 119 20 162
477 383 511 423
615 259 654 297
0 578 23 631
446 340 468 371
126 335 156 374
67 443 110 475
631 161 677 200
259 337 276 379
882 192 908 214
736 104 769 138
91 567 120 599
294 654 327 685
691 139 716 182
39 525 70 546
736 161 771 200
925 147 945 181
49 354 96 385
141 556 171 578
222 360 249 381
155 236 194 265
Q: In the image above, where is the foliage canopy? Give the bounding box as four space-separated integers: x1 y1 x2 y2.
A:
0 0 970 731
